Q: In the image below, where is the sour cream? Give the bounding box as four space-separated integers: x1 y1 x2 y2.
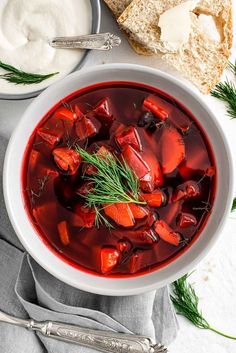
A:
0 0 92 95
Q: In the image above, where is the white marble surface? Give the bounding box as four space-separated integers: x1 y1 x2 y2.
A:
0 3 236 352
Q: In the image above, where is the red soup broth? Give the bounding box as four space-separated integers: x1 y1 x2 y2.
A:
22 82 217 277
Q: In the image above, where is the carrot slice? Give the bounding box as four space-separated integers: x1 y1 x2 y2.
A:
29 150 40 171
104 203 135 227
100 248 120 274
129 203 148 219
57 221 70 245
140 191 164 207
143 97 168 121
154 220 181 246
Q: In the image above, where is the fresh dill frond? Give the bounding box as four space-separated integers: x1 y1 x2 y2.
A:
228 61 236 76
171 274 209 329
0 61 58 85
171 273 236 340
75 146 145 209
231 197 236 212
211 79 236 119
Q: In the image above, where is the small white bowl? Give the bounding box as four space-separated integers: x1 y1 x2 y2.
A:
3 64 234 296
0 0 101 100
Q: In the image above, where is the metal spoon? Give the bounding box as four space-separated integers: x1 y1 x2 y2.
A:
49 32 121 50
0 309 167 352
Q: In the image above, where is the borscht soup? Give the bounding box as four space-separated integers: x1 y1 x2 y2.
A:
22 82 216 276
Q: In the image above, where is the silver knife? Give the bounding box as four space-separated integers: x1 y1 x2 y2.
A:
49 32 121 50
0 310 167 352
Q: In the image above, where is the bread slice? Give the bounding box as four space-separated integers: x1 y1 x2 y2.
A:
118 0 184 54
103 0 152 55
118 0 233 93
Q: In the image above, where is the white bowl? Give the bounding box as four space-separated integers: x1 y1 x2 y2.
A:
3 64 234 296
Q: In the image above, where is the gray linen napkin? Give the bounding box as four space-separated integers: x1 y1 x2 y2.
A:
0 135 178 353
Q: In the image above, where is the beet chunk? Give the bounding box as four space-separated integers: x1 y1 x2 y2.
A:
37 129 61 147
178 213 197 228
93 98 114 122
115 125 142 152
172 181 200 202
54 107 77 122
72 204 96 228
122 145 150 179
159 127 185 174
75 116 100 140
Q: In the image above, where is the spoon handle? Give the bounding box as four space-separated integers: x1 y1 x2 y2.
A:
49 32 121 50
0 310 167 352
43 321 167 353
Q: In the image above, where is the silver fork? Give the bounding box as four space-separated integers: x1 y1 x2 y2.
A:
49 32 121 50
0 310 167 352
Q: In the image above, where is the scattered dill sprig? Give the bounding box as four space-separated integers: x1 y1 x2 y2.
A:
192 201 211 212
211 79 236 119
30 174 50 204
228 61 236 76
75 146 144 208
231 197 236 212
0 61 58 85
171 273 236 340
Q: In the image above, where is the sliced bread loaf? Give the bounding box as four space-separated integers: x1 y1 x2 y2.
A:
118 0 233 93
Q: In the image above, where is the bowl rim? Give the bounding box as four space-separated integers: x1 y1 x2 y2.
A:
0 0 101 101
3 63 234 295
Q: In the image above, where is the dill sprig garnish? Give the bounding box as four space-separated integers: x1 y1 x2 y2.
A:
231 197 236 212
75 146 144 207
0 61 58 85
211 79 236 119
171 273 236 340
75 146 145 227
